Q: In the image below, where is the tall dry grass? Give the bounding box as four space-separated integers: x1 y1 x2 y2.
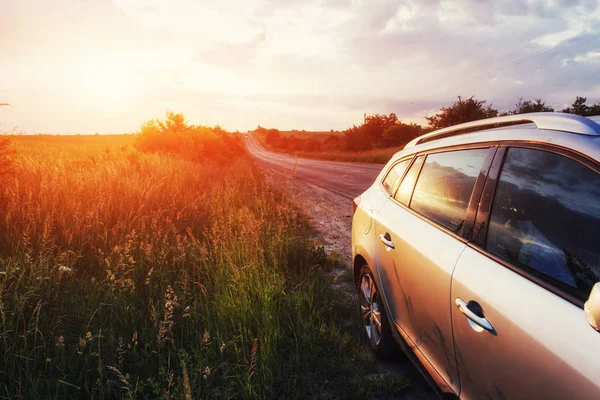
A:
0 135 406 398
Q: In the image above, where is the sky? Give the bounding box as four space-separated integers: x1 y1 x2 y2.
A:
1 0 600 134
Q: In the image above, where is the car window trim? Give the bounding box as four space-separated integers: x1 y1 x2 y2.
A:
462 146 498 239
471 141 599 309
502 141 600 173
472 147 507 246
379 155 415 196
386 143 494 242
402 155 426 207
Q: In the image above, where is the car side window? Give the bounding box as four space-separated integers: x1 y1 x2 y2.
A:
410 149 488 233
382 159 410 195
485 147 600 298
395 155 425 205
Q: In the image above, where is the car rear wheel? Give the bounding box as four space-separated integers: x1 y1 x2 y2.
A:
359 264 398 358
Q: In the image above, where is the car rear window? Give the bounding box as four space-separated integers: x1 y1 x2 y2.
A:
382 159 410 195
410 149 488 233
485 147 600 298
395 155 425 205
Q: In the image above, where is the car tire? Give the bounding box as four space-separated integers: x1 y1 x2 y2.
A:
358 264 399 359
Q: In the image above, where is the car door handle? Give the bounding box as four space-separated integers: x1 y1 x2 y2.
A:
379 233 395 249
455 298 496 335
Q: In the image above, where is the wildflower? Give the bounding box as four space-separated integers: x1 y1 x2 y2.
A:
78 337 86 354
77 333 89 356
56 335 65 350
157 323 168 348
145 267 154 285
45 357 51 363
202 366 211 380
219 341 226 354
57 265 73 279
183 306 190 318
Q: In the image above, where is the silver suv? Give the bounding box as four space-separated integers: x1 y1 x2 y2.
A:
352 113 600 399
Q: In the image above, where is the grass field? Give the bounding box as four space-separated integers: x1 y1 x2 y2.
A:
283 147 402 164
0 134 408 399
276 130 344 139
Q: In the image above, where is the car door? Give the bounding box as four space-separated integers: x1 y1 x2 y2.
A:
451 145 600 400
375 147 493 393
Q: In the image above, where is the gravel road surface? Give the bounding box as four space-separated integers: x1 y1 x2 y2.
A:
245 134 384 199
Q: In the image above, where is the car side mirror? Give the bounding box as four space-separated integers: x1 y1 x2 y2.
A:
584 283 600 331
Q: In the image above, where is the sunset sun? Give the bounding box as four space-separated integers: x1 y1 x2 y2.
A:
73 55 137 103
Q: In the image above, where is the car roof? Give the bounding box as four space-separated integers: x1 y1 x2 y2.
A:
394 114 600 162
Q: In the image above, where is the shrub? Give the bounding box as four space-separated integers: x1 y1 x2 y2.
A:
136 112 244 164
265 129 281 145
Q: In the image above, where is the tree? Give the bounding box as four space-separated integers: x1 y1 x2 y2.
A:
426 96 498 130
157 111 187 134
511 97 554 114
265 129 280 145
212 125 227 136
344 113 399 150
380 122 423 147
254 125 268 134
136 111 244 164
322 134 343 150
561 96 600 116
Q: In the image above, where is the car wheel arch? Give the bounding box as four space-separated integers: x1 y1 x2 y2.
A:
353 254 368 287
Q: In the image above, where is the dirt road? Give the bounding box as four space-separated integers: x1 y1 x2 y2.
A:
245 134 383 199
245 134 383 262
245 135 437 400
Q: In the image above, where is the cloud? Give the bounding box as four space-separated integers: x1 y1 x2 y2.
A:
2 0 600 133
193 32 266 68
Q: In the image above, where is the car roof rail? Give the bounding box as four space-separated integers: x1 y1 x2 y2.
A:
405 112 600 149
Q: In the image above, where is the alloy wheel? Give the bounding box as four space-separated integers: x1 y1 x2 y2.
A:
360 272 382 347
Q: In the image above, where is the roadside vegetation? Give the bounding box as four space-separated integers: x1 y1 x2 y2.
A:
255 95 600 163
254 116 421 164
0 113 409 399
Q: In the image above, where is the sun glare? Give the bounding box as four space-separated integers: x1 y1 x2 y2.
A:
73 54 137 103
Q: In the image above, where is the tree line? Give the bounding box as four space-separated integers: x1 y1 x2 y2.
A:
426 95 600 130
258 95 600 153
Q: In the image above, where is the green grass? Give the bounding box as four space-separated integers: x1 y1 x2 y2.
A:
0 135 409 399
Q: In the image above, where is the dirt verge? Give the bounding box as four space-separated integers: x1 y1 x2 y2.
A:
261 168 437 400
